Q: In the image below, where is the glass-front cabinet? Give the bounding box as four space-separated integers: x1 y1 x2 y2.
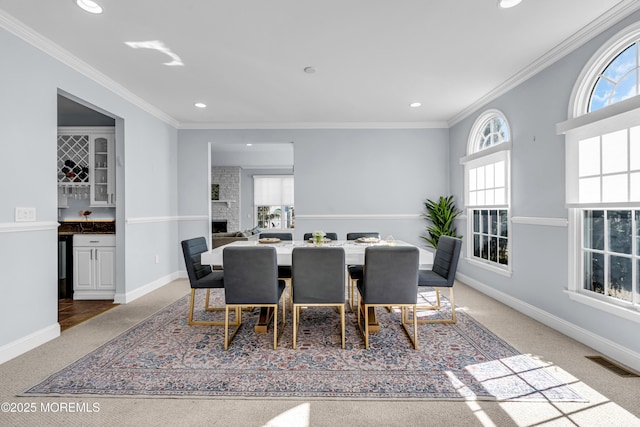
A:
57 127 115 207
91 134 115 206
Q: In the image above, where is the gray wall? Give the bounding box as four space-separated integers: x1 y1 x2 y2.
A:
449 11 640 370
178 128 450 245
0 28 179 362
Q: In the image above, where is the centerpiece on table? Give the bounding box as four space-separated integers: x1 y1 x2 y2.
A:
312 230 326 246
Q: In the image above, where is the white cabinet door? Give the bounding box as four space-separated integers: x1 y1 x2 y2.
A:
72 234 116 300
95 247 116 291
90 133 115 207
73 247 94 291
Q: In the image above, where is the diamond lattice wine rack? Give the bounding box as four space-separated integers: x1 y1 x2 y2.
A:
57 134 90 186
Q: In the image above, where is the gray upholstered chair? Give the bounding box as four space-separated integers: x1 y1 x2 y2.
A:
181 237 238 326
222 246 286 350
259 232 293 307
356 246 419 349
259 232 293 241
303 232 339 241
346 232 380 241
291 247 346 349
417 236 462 324
346 232 381 311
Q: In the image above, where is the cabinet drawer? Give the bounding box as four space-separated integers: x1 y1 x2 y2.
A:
73 234 115 247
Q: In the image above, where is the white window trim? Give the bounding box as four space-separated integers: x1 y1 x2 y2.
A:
462 110 512 275
568 20 640 120
561 21 640 321
566 208 640 323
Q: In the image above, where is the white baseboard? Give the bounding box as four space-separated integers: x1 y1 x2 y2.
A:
114 272 181 304
457 272 640 373
0 323 60 365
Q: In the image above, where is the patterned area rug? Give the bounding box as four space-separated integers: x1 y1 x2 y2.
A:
25 290 583 401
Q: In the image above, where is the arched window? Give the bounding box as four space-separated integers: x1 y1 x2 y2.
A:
588 42 639 112
560 22 640 314
469 112 511 153
461 110 512 274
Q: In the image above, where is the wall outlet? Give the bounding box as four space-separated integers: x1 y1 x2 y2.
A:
15 207 36 222
155 255 160 264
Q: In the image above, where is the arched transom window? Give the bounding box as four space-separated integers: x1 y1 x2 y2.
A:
589 40 640 112
470 112 511 153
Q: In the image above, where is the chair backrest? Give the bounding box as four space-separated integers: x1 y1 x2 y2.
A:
181 237 212 285
346 232 380 240
292 247 345 304
432 236 463 286
362 246 419 305
223 246 280 304
303 232 339 241
259 232 293 241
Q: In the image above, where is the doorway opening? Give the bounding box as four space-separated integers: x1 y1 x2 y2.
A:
57 92 121 329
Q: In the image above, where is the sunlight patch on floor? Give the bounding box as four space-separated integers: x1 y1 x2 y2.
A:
263 403 310 427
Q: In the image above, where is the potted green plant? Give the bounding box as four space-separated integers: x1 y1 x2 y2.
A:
421 195 462 249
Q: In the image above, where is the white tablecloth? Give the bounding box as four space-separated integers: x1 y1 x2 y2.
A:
200 240 434 267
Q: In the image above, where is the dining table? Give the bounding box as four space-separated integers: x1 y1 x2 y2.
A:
200 239 434 333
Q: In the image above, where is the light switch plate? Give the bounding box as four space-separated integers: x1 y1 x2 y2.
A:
15 207 36 222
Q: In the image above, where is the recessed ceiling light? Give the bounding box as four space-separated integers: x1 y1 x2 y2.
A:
303 66 317 74
498 0 522 8
246 144 253 147
410 102 422 108
76 0 103 14
194 102 207 108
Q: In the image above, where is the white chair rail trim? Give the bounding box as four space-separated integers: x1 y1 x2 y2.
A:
296 214 421 220
511 216 568 227
0 221 59 233
126 215 208 224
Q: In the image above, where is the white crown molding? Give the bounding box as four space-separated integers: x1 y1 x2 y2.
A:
0 10 179 128
0 221 59 233
178 121 449 130
447 0 640 127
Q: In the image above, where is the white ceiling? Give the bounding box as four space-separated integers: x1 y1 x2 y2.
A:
2 0 639 128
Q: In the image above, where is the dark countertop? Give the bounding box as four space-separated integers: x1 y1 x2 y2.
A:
58 220 116 234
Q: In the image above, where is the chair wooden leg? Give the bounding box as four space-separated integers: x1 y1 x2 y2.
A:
189 289 239 326
273 304 278 349
400 306 419 350
417 287 456 324
274 298 286 349
292 305 298 349
224 306 229 350
188 289 197 325
340 304 345 349
223 305 242 350
413 306 418 349
364 304 370 349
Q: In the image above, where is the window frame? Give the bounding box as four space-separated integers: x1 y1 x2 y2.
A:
462 109 512 275
562 21 640 322
253 175 295 230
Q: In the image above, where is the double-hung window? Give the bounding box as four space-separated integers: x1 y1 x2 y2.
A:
253 175 294 230
461 110 511 274
560 22 640 315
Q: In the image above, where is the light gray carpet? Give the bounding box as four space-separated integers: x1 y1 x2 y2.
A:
1 279 639 427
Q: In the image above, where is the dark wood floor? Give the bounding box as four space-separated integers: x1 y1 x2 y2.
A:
58 299 117 331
